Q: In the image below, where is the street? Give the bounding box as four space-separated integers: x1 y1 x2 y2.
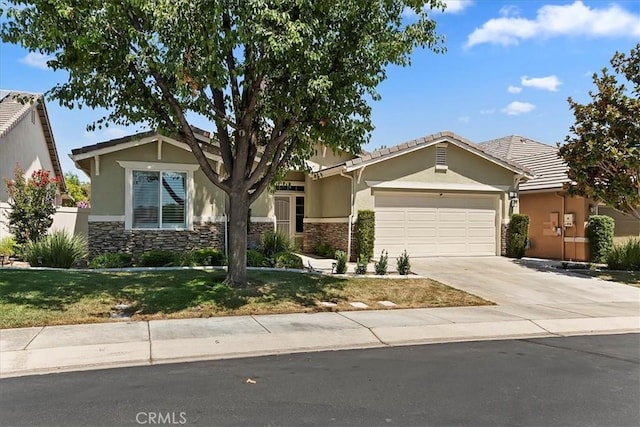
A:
1 334 638 426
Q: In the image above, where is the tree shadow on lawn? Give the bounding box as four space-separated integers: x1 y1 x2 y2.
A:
0 269 348 315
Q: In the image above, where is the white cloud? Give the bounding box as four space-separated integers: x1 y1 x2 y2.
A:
499 5 521 17
458 116 470 123
502 101 535 116
465 1 640 48
480 108 496 115
19 52 52 70
521 75 561 92
507 85 522 94
403 0 473 18
84 127 129 142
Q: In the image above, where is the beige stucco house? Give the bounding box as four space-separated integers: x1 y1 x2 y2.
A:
0 91 68 240
71 130 534 259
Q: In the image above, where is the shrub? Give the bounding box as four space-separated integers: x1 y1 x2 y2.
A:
247 249 266 267
0 237 16 257
89 252 133 268
274 252 304 269
355 210 375 261
334 250 347 274
506 214 529 258
355 254 368 275
261 230 291 258
315 242 335 258
140 250 176 267
396 250 411 275
606 238 640 271
374 250 388 275
24 230 88 268
586 215 615 263
193 248 226 266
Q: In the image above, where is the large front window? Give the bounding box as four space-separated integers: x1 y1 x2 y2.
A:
132 170 187 229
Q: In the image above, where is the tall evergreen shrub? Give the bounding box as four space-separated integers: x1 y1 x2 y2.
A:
506 214 529 258
586 215 615 263
355 210 375 260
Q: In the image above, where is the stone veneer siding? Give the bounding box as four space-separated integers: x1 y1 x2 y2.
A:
303 222 356 259
501 223 508 256
247 221 275 249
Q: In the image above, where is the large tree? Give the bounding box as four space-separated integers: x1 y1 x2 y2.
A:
2 0 445 285
559 44 640 220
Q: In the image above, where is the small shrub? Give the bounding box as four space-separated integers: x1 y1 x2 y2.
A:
396 250 411 275
355 254 368 275
247 249 266 267
586 215 615 263
192 248 226 266
606 238 640 271
506 214 529 258
374 250 388 275
261 230 291 258
334 250 347 274
315 242 335 258
140 250 176 267
274 252 304 269
356 210 375 261
0 237 16 257
89 252 132 268
24 230 88 268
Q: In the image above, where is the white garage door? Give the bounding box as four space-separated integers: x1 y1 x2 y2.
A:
374 192 498 258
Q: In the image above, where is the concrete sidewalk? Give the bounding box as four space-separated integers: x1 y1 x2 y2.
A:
2 302 639 378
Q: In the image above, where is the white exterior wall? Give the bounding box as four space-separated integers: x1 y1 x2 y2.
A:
0 203 89 241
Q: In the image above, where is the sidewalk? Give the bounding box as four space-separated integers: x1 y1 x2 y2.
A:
2 301 638 378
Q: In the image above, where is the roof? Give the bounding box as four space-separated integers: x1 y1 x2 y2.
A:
480 135 570 191
0 91 67 192
319 131 534 178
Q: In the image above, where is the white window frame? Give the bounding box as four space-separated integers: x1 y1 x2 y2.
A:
117 161 199 231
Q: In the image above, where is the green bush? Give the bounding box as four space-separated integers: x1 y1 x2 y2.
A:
193 248 226 266
89 252 133 268
586 215 615 263
24 230 88 268
355 254 368 275
334 250 347 274
140 250 176 267
355 210 375 260
506 214 529 258
315 242 335 258
261 230 291 258
0 237 16 257
274 252 304 269
606 238 640 271
374 250 388 275
247 249 266 267
396 250 411 275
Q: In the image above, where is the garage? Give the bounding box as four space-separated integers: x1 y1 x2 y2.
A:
374 191 498 258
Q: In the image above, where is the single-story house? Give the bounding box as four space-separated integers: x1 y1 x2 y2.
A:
481 135 640 261
70 130 534 260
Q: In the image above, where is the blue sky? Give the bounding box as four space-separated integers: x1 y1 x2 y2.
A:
1 0 639 178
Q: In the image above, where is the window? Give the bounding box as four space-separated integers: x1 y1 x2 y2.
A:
132 171 186 229
435 143 448 171
295 196 305 233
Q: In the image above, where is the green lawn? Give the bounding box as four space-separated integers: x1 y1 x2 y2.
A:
0 269 491 328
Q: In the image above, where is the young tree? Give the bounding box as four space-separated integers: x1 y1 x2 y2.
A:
2 0 446 285
4 165 60 245
559 44 640 220
63 173 90 207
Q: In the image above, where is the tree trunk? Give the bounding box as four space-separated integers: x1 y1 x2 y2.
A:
225 191 249 286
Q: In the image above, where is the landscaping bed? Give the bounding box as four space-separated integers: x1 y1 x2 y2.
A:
0 269 491 329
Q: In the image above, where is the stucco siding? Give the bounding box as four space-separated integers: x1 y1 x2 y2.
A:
0 112 55 202
598 207 640 238
308 144 354 169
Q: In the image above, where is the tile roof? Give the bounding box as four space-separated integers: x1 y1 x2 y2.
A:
0 91 66 192
480 135 570 191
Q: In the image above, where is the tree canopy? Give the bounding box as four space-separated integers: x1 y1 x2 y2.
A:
2 0 446 284
559 44 640 220
63 173 90 207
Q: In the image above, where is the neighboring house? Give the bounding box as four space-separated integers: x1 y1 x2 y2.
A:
0 90 71 240
481 135 640 261
71 130 533 260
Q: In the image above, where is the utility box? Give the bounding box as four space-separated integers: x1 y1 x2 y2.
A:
563 213 575 227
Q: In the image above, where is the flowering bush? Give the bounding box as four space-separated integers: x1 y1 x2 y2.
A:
4 165 60 245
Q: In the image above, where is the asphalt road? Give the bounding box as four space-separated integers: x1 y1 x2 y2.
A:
1 334 638 426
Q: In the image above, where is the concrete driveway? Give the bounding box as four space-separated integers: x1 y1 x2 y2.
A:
411 257 640 306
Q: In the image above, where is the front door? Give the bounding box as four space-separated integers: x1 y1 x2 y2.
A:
275 196 291 235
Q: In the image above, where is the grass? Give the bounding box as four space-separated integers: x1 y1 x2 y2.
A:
0 269 491 328
572 270 640 287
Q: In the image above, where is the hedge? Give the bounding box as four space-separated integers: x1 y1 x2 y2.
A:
506 214 529 258
586 215 615 263
355 210 375 260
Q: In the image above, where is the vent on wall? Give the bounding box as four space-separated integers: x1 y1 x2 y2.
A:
436 143 448 170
